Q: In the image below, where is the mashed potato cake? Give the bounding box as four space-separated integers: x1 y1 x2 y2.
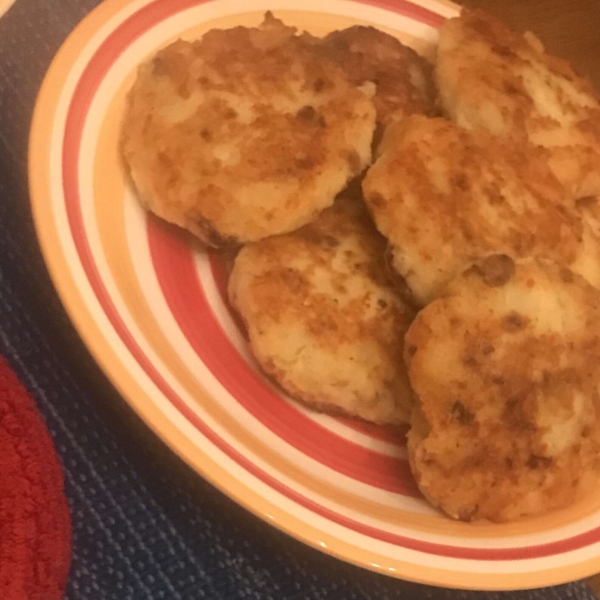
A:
122 13 376 247
405 255 600 522
437 10 600 199
229 186 415 425
323 26 436 128
362 116 600 306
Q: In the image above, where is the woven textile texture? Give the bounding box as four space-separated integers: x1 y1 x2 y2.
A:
0 0 598 598
0 356 71 600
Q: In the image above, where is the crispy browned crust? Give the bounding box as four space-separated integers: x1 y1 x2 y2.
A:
229 184 415 425
405 255 600 522
323 25 437 127
121 13 376 247
437 9 600 198
362 116 600 305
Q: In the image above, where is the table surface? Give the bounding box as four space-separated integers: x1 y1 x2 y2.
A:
0 0 599 598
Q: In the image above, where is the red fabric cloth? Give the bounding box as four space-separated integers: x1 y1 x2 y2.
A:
0 356 71 600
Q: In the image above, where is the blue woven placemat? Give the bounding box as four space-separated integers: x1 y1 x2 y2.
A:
0 0 597 598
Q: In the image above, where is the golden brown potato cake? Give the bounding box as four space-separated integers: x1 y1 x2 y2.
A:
121 14 376 247
362 116 600 306
437 10 600 199
323 26 437 128
405 255 600 522
229 185 415 425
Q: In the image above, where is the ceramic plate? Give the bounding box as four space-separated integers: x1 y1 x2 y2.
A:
29 0 600 589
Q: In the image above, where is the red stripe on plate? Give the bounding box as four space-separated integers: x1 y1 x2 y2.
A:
335 418 409 445
58 0 600 560
353 0 446 27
